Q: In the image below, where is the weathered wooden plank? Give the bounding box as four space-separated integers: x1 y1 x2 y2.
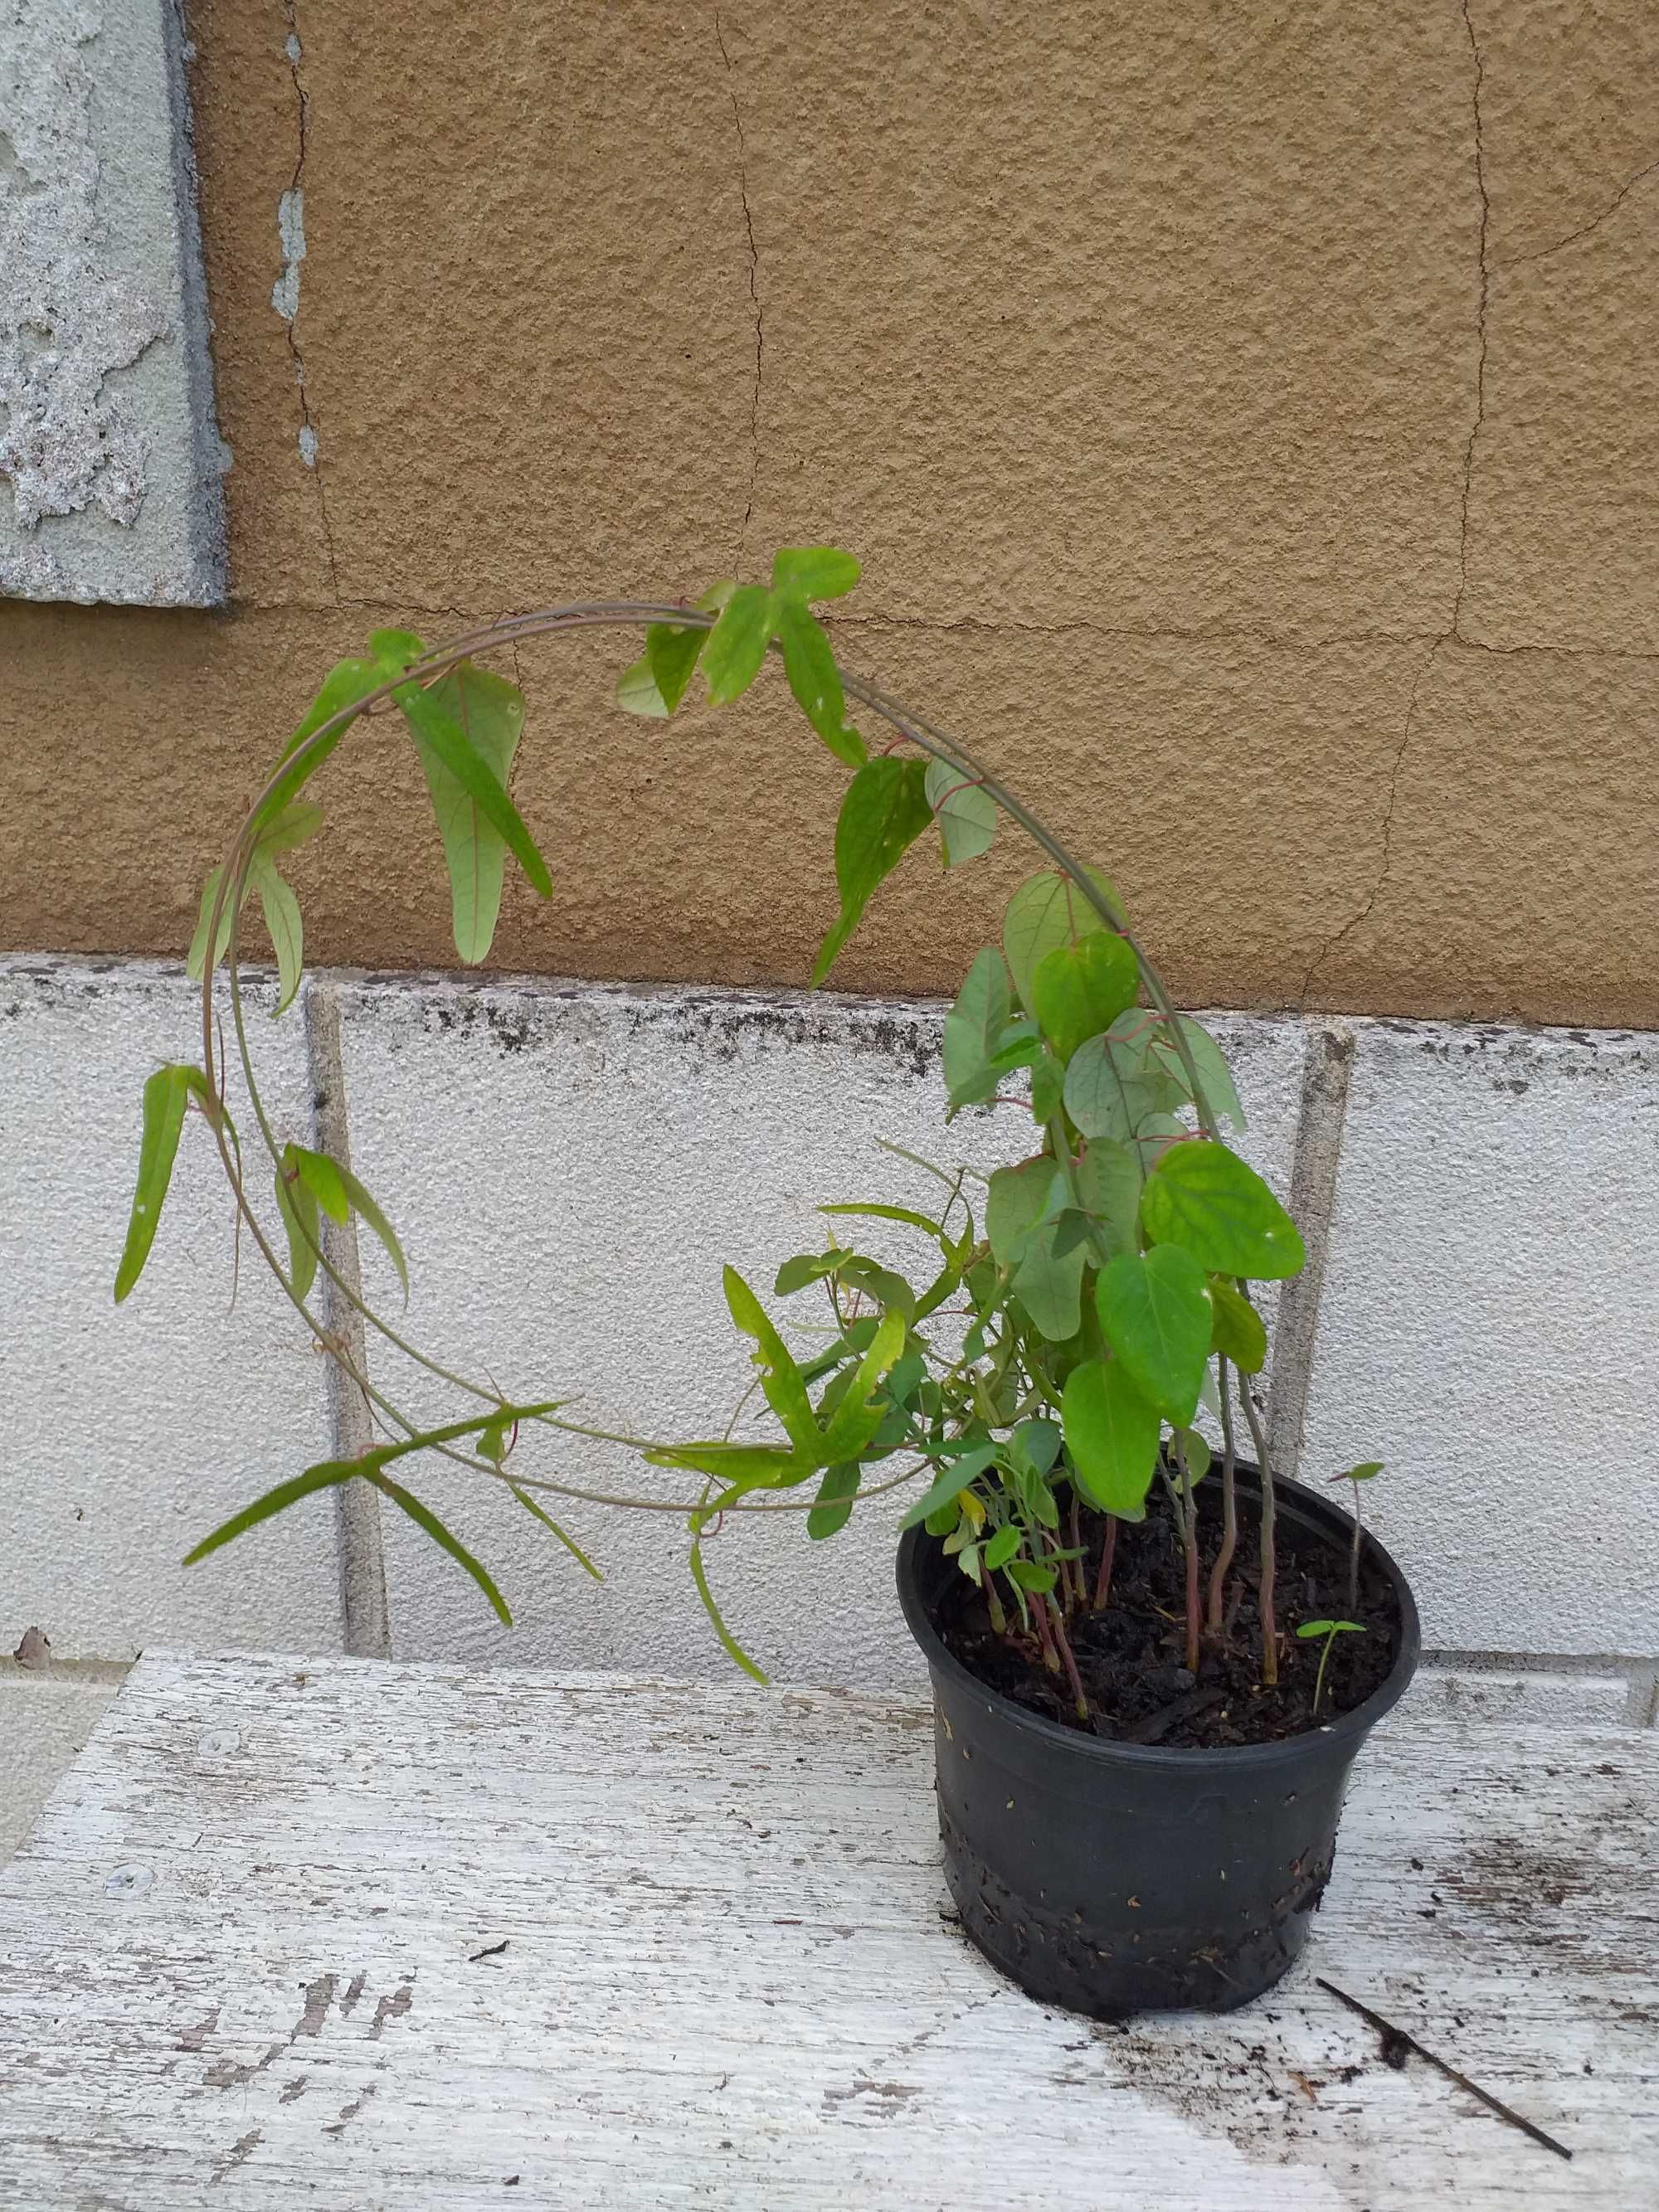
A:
0 1653 1653 2209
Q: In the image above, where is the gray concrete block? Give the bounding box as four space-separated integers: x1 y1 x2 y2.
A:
1 0 226 605
1301 1020 1659 1658
0 959 339 1657
333 974 1306 1687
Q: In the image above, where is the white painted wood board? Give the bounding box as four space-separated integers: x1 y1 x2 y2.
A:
0 1654 1654 2209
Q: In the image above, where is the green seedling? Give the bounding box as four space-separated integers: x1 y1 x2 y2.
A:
1326 1461 1384 1611
1296 1618 1367 1715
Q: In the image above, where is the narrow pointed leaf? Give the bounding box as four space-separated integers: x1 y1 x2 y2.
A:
250 856 304 1015
1150 1014 1248 1134
114 1065 194 1301
275 1144 320 1302
509 1484 603 1581
615 650 669 717
182 1462 355 1563
251 801 324 857
332 1160 409 1299
646 620 709 714
185 864 251 982
722 1265 819 1452
816 1306 907 1463
253 657 380 832
812 756 933 984
898 1443 1000 1532
291 1144 350 1223
369 1473 512 1625
690 1541 769 1682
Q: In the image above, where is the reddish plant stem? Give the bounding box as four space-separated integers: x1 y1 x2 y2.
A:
1031 1587 1061 1674
1067 1490 1085 1612
1047 1598 1092 1724
1205 1359 1239 1636
1173 1435 1202 1677
1092 1514 1117 1611
1234 1371 1279 1686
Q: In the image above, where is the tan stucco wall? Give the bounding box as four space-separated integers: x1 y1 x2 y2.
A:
3 1 1657 1023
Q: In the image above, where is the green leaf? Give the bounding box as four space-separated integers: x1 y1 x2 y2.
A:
1005 1558 1058 1594
722 1265 819 1452
690 1540 769 1683
985 1157 1053 1267
774 1249 848 1296
615 651 669 718
1012 1217 1088 1342
1074 1138 1144 1259
333 1159 409 1299
182 1402 564 1567
275 1143 321 1302
370 1473 513 1624
402 660 532 961
925 759 996 868
1011 1418 1062 1479
776 599 865 767
253 657 381 831
1340 1461 1385 1483
253 801 324 857
1095 1246 1213 1427
1063 1014 1187 1143
1150 1015 1248 1135
1029 932 1141 1065
185 865 250 982
182 1463 354 1563
1209 1277 1267 1373
647 621 709 715
819 1200 956 1251
818 1307 907 1463
508 1484 603 1581
771 545 861 602
1002 868 1127 1014
374 636 551 914
835 1255 916 1316
898 1442 1000 1531
1297 1618 1365 1639
287 1145 408 1300
114 1065 196 1301
1062 1357 1161 1519
983 1524 1022 1573
702 584 777 704
1141 1142 1306 1281
249 855 304 1015
943 946 1013 1112
811 756 932 985
645 1441 810 1484
807 1463 861 1540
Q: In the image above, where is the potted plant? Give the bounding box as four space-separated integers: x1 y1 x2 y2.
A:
113 547 1419 2019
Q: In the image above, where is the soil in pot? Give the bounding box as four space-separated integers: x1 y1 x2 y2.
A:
934 1477 1404 1748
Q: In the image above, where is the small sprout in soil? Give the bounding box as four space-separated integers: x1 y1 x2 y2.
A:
1296 1618 1366 1715
1326 1461 1384 1612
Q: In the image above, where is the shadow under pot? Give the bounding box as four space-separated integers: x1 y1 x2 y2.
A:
895 1469 1421 2019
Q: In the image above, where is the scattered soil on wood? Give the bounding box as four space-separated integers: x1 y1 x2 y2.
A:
933 1482 1404 1748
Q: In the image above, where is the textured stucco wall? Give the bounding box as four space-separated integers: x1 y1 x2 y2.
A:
2 1 1657 1022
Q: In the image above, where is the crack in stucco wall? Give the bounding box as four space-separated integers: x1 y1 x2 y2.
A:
713 10 761 557
273 0 338 599
1300 3 1491 1008
1504 151 1659 269
0 0 168 596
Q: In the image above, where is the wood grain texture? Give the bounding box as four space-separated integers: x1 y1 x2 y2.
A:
0 1653 1654 2209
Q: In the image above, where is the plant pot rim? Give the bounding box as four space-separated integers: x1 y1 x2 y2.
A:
896 1470 1422 1772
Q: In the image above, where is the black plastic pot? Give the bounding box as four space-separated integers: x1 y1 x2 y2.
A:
897 1472 1420 2019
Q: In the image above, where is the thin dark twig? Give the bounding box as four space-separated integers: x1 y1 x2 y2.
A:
1315 1980 1573 2162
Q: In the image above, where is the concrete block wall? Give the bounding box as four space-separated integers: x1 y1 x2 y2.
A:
3 955 1657 1855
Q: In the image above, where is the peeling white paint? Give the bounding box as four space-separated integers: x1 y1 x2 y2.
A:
270 185 305 323
297 424 318 466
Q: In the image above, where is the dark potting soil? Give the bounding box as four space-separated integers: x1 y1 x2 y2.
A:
933 1485 1404 1749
